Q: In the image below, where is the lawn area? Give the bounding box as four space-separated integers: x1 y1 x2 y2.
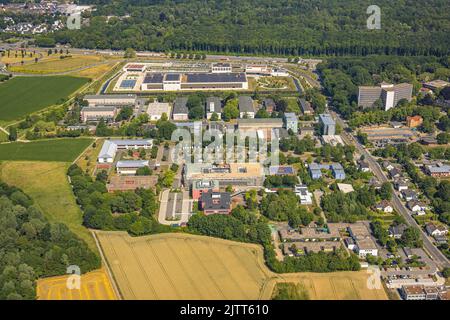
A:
9 55 105 74
0 138 93 162
0 161 97 252
0 76 89 123
0 130 8 142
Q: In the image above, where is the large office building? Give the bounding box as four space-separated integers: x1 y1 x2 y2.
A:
184 163 264 187
319 114 336 136
358 83 413 111
140 72 248 91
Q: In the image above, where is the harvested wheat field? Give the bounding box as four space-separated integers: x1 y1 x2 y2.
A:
37 269 117 300
96 232 388 300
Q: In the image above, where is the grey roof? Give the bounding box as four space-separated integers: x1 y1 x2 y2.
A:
299 98 313 112
319 114 335 126
237 118 283 126
84 94 137 100
143 73 164 84
110 139 153 146
200 191 231 210
186 73 247 83
427 164 450 174
284 113 297 122
116 160 149 168
238 96 255 113
81 106 116 112
173 97 189 114
263 98 276 108
205 97 222 113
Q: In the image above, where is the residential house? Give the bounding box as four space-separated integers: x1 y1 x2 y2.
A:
425 222 448 237
172 97 189 121
205 97 222 120
263 98 276 113
388 224 408 239
407 200 428 213
358 160 370 172
401 189 418 201
382 161 395 171
347 223 378 258
388 168 402 179
238 96 255 118
395 178 409 192
299 98 314 115
376 200 394 213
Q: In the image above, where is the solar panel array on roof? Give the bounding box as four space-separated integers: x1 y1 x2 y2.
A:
120 79 137 88
143 73 164 84
165 73 181 81
186 73 247 83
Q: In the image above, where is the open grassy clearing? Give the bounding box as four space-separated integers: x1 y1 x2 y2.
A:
8 55 106 74
96 232 388 300
0 161 97 252
0 138 93 162
75 138 103 176
37 268 117 300
0 130 8 142
0 76 89 123
70 62 118 79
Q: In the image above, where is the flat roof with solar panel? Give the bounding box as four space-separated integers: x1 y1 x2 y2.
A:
120 79 137 89
143 73 164 84
186 73 247 83
165 73 181 81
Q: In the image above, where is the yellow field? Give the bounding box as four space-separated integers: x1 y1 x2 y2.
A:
0 161 97 252
37 269 117 300
9 55 107 74
70 62 117 79
96 232 388 300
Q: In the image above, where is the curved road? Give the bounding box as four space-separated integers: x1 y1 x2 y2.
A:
332 111 449 269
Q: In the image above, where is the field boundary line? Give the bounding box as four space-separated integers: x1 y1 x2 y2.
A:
91 231 123 300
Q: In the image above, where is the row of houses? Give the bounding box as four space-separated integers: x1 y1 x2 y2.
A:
308 162 346 180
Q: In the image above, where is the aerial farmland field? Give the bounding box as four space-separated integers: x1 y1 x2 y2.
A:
0 76 89 123
96 232 388 300
0 138 93 162
37 269 117 300
8 55 106 74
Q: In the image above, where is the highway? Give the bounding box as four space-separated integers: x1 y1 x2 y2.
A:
331 111 450 270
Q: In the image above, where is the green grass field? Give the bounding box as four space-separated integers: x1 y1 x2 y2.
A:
0 161 97 252
0 76 89 123
0 138 93 162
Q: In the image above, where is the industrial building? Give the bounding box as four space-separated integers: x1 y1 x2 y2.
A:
84 94 137 107
140 72 248 91
146 101 171 121
116 160 149 175
358 82 413 111
80 106 118 123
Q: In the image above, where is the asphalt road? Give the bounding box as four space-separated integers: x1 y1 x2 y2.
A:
332 111 449 269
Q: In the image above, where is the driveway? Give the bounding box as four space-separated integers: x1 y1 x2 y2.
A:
158 189 193 226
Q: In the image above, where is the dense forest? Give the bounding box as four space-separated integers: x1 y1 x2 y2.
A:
0 182 100 300
34 0 450 56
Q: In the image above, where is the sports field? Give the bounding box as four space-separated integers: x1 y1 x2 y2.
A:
37 269 117 300
9 55 105 74
0 76 89 123
96 232 388 300
0 161 97 252
0 138 93 162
